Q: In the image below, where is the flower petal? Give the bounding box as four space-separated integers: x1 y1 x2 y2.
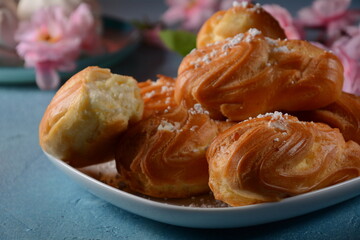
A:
313 0 351 19
162 6 186 25
69 3 94 35
35 62 60 90
343 35 360 60
332 37 360 95
298 7 324 26
263 4 303 39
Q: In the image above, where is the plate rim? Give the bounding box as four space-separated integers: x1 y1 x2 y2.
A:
44 151 360 228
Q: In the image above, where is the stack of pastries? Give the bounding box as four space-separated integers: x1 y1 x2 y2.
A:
39 3 360 207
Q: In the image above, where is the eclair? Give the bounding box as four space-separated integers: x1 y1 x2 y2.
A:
207 112 360 206
115 103 233 198
294 92 360 145
175 29 344 121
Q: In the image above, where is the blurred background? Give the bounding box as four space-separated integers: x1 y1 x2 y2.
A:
2 0 360 87
100 0 360 22
98 0 360 84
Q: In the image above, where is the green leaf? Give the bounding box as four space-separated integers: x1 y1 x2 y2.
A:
159 30 197 56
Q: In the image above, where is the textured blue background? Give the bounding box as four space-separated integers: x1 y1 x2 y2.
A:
1 0 360 239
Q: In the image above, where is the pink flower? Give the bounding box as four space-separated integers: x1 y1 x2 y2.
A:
298 0 360 42
332 34 360 95
346 24 360 36
263 4 303 40
15 3 98 90
162 0 219 31
68 3 102 54
333 46 360 95
341 24 360 60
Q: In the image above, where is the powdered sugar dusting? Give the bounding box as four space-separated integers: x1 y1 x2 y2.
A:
158 120 180 132
270 111 286 120
188 103 210 115
186 192 229 208
244 28 262 42
265 37 279 45
248 3 262 13
241 111 291 132
190 28 263 68
249 28 261 37
267 111 289 131
232 1 262 12
222 33 244 51
226 28 261 46
188 200 228 208
161 85 174 93
190 49 218 68
265 37 293 53
253 111 288 120
163 105 172 113
144 90 155 98
273 46 292 53
165 97 171 104
270 120 287 131
209 49 218 58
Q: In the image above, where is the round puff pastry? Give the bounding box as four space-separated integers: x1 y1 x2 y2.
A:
39 67 144 168
175 29 344 121
197 2 286 48
115 103 234 198
207 112 360 207
138 75 177 119
294 92 360 145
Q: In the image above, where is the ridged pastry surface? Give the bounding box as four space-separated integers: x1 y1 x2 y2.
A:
294 92 360 145
197 2 286 48
176 29 344 121
115 104 234 198
207 112 360 206
138 75 177 119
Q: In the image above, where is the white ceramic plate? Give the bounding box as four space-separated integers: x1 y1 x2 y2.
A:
45 152 360 229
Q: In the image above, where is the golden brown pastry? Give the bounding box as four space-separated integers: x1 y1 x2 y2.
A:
207 112 360 207
197 2 286 48
138 75 177 119
175 29 344 121
39 67 144 168
115 103 234 198
293 92 360 145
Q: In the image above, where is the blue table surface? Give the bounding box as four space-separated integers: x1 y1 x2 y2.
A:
1 1 360 239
